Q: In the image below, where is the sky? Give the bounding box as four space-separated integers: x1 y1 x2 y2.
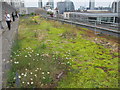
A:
24 0 116 9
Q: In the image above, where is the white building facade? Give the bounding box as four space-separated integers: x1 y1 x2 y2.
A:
111 0 120 13
46 0 54 9
38 0 43 8
89 0 95 10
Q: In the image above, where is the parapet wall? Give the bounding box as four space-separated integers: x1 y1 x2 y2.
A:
0 2 16 29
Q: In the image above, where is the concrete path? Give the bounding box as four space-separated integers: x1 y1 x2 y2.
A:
0 18 19 88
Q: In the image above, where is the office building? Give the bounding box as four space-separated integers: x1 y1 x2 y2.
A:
38 0 43 8
2 0 24 8
57 0 75 14
89 0 95 10
46 0 54 9
111 0 120 13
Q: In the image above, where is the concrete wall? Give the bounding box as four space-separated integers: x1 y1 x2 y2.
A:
19 7 38 15
2 2 16 20
0 2 2 21
0 2 16 29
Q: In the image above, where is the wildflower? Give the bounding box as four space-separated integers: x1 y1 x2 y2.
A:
18 76 21 79
34 74 37 77
29 54 31 57
21 73 24 76
14 62 17 64
43 77 45 79
42 72 44 74
67 61 70 64
47 72 50 74
37 68 39 70
25 69 28 71
30 72 33 75
25 55 27 58
37 54 39 56
14 61 19 64
13 77 16 80
24 74 27 77
16 62 19 64
30 78 33 80
16 55 20 57
31 82 34 84
27 82 30 85
22 81 25 84
10 60 13 62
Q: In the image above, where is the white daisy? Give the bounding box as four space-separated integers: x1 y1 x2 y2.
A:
24 74 27 77
18 76 21 79
13 77 16 80
30 78 33 80
43 77 45 79
31 82 34 84
10 60 13 62
21 73 24 76
42 72 44 74
27 82 30 85
34 74 37 77
47 72 50 74
37 54 39 56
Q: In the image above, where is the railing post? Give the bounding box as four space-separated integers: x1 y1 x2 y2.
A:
94 21 97 35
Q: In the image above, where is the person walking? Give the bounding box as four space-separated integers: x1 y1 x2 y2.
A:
12 12 15 22
5 12 12 30
15 11 18 18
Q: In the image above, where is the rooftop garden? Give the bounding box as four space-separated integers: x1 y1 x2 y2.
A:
6 15 119 88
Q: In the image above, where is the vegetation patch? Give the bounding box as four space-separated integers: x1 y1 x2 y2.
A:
7 16 119 88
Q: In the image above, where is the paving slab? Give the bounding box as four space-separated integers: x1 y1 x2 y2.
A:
0 18 19 88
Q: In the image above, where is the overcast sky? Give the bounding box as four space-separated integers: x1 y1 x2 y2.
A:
25 0 116 9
